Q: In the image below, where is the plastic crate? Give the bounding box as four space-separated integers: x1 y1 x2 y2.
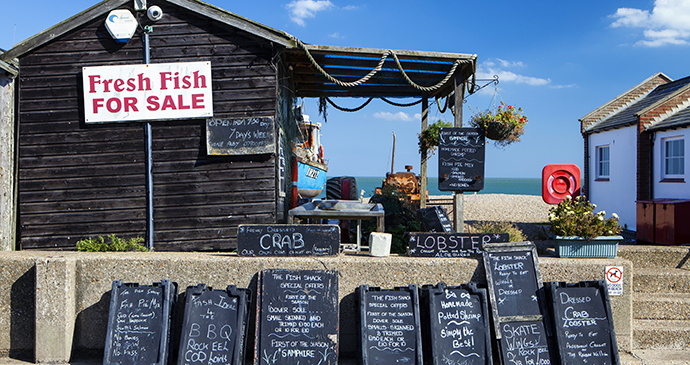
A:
554 236 622 258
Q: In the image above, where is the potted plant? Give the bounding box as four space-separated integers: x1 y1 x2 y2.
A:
469 101 527 147
548 195 623 258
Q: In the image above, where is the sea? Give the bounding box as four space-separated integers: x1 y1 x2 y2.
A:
318 177 542 198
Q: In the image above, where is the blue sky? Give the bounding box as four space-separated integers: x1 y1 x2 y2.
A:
3 0 690 178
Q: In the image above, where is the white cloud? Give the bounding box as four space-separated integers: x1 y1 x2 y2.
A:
477 59 551 87
610 0 690 47
373 112 422 122
329 32 343 39
286 0 334 26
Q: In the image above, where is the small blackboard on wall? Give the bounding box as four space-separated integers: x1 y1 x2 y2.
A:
438 128 485 192
255 269 339 365
357 285 423 365
499 320 553 365
104 280 177 365
547 281 619 365
421 282 492 365
408 232 509 258
237 224 340 257
206 117 275 155
177 284 250 365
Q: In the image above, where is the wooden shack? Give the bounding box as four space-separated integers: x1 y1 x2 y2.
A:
1 0 476 251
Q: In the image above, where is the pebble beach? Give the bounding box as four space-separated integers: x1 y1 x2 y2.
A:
457 193 551 223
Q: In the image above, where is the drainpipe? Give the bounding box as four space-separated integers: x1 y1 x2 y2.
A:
143 30 154 249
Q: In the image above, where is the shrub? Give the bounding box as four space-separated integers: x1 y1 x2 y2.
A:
76 234 149 252
548 195 622 239
469 221 526 242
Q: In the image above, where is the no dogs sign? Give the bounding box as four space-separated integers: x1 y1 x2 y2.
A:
605 266 624 296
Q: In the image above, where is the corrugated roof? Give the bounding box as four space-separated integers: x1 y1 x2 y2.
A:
586 76 690 133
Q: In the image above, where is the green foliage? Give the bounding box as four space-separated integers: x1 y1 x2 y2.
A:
418 119 453 159
548 195 622 239
469 221 526 242
366 186 422 254
469 101 527 147
76 234 149 252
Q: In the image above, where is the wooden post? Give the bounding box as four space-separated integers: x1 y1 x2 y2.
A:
420 95 428 209
453 74 465 232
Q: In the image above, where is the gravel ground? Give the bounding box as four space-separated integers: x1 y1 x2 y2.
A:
429 193 553 241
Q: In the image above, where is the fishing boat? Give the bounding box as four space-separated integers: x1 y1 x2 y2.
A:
293 112 328 199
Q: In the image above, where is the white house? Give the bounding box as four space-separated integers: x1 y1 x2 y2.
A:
580 73 689 241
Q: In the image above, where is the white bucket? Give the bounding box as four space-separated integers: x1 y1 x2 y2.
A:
369 232 392 257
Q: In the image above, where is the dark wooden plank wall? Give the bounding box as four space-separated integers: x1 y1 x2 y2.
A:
17 2 278 250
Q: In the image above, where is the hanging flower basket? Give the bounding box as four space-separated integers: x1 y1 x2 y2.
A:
484 120 515 140
469 101 528 146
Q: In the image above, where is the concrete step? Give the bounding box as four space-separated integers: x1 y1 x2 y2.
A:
618 244 690 269
633 267 690 293
634 293 690 320
622 349 690 364
634 319 690 350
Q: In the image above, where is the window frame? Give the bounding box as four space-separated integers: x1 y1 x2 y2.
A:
595 145 610 181
661 136 685 181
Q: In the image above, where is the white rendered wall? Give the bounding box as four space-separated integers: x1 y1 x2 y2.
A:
587 126 637 230
653 127 689 199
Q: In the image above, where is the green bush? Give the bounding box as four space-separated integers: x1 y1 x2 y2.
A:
76 234 149 252
469 221 526 242
365 186 421 254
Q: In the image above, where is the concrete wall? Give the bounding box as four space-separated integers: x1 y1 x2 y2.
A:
0 251 633 363
0 70 15 251
653 127 689 199
588 126 638 230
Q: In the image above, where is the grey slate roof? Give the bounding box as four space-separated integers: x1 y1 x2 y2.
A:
586 76 690 133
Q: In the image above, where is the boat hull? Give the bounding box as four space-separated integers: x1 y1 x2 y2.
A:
297 160 327 198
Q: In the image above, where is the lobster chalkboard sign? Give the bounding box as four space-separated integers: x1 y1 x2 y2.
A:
547 281 619 365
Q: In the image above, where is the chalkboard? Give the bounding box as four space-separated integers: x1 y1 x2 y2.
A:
438 128 485 192
206 117 275 155
177 284 250 365
408 232 509 258
255 269 339 365
237 224 340 257
499 320 554 365
483 242 545 320
547 281 619 365
103 280 177 365
416 206 454 233
421 283 492 365
357 285 423 365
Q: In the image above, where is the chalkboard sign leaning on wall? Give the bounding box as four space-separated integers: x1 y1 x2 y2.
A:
357 285 423 365
177 284 250 365
546 281 619 365
255 269 339 365
103 280 177 365
420 282 492 365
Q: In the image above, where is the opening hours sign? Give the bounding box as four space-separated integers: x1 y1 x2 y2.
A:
82 61 213 123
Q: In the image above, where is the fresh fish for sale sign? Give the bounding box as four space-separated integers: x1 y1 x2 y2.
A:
82 61 213 123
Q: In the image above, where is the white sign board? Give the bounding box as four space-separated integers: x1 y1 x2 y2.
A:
82 62 213 123
605 266 624 296
105 9 137 43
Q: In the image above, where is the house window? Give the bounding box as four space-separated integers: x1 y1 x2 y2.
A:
596 145 610 180
663 137 685 179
